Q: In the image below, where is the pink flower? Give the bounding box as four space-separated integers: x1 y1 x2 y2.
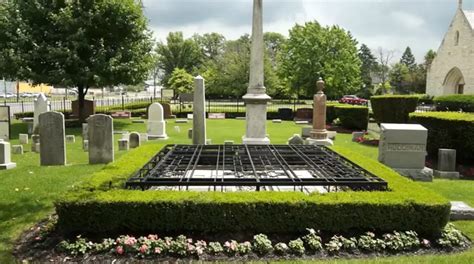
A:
187 238 193 243
422 239 431 248
116 246 124 255
139 244 148 253
154 247 162 254
148 234 158 241
34 236 42 241
124 236 137 246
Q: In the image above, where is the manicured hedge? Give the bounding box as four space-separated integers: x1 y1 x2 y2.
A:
335 105 369 130
55 145 450 237
370 95 419 124
434 95 474 112
410 111 474 162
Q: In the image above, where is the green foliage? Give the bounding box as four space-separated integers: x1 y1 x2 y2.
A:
156 32 202 85
252 234 273 255
1 0 154 121
274 242 289 255
358 44 378 88
55 144 450 237
434 95 474 112
370 95 419 123
335 105 369 130
302 229 323 252
436 224 469 249
280 21 362 98
193 33 226 61
288 238 305 255
167 68 194 95
409 112 474 162
400 47 416 70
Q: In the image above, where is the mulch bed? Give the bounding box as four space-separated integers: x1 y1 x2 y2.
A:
14 216 472 264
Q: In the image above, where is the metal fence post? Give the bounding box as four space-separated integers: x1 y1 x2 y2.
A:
63 97 66 112
121 95 125 110
21 100 24 113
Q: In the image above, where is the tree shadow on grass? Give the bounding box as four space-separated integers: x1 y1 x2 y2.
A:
0 198 51 263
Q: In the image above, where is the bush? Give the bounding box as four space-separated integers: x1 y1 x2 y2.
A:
434 95 474 112
335 105 369 130
409 112 474 162
370 95 419 124
55 145 450 237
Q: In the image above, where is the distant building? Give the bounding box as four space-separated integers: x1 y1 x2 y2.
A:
2 80 52 94
426 0 474 96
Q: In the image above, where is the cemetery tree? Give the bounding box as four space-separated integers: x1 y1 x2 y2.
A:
358 44 378 90
156 32 203 86
400 46 416 70
424 49 437 69
193 33 226 62
167 68 194 95
279 21 362 99
1 0 154 122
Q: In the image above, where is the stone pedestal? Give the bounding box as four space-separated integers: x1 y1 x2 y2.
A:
242 96 271 144
0 140 16 170
193 76 207 145
307 78 333 147
434 149 459 179
306 138 334 146
378 123 432 181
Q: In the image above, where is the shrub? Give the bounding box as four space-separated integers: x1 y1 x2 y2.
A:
252 234 273 255
207 242 224 255
409 112 474 162
335 105 369 130
434 95 474 112
288 238 305 255
274 242 289 255
55 145 450 237
370 95 419 124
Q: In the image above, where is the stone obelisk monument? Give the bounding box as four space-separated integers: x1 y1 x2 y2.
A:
306 78 333 146
242 0 271 145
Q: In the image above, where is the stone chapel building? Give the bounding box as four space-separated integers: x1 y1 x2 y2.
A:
426 0 474 96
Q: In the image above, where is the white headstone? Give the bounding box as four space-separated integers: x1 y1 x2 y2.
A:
33 93 50 132
88 114 114 164
19 134 29 144
378 123 432 181
147 103 168 139
66 135 76 143
193 75 207 145
0 106 10 141
12 145 23 155
39 111 66 166
82 123 88 141
0 139 16 169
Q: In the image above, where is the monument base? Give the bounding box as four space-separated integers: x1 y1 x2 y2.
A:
434 170 460 179
242 136 271 145
0 162 16 170
148 135 168 140
394 167 433 182
305 138 334 146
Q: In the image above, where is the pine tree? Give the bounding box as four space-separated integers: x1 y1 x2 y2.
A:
400 47 416 70
358 44 378 88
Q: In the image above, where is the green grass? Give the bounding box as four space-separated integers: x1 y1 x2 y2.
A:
1 119 473 263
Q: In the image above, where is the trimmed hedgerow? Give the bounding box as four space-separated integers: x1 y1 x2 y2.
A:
335 105 369 130
370 95 419 124
409 111 474 162
434 95 474 112
55 145 450 237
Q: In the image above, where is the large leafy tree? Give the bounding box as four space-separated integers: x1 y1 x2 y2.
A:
424 49 436 70
0 0 154 121
167 68 194 95
279 21 362 99
193 33 226 62
156 32 202 86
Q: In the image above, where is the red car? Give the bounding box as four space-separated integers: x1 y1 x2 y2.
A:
339 95 368 105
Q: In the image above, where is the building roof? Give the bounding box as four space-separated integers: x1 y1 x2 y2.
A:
463 10 474 29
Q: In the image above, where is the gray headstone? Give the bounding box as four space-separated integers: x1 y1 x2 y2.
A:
352 131 365 142
0 106 10 141
438 149 456 171
272 119 282 123
129 132 140 148
82 123 88 141
175 119 188 124
188 128 193 139
288 134 304 145
118 139 129 151
193 76 207 145
39 111 66 166
83 140 89 152
88 114 114 164
12 145 23 155
31 135 40 152
19 134 29 145
66 135 76 143
140 133 148 142
0 140 16 169
450 201 474 220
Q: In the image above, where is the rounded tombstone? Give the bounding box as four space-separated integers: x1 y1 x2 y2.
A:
129 132 141 149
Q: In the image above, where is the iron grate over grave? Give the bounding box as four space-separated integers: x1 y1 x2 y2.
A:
125 144 388 193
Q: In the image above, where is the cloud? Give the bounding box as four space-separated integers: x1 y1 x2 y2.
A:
142 0 471 61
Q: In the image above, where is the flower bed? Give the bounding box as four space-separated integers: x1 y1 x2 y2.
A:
15 219 471 262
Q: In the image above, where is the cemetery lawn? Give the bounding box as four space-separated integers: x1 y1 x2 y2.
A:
1 119 473 263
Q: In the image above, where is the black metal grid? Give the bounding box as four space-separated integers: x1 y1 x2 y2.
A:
125 144 388 192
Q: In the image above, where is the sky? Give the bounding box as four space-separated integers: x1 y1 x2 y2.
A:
142 0 474 63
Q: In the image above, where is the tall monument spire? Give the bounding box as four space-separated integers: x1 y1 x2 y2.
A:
459 0 463 9
242 0 271 145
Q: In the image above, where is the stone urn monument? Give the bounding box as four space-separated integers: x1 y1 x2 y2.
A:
306 78 333 146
